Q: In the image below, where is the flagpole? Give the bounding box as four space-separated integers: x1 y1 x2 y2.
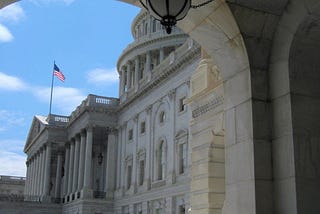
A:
49 60 55 117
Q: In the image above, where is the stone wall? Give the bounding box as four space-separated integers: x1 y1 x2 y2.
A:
0 201 61 214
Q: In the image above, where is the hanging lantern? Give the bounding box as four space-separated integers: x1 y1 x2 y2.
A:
140 0 191 34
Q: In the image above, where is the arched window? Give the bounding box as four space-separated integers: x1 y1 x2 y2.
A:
158 140 166 180
159 111 166 123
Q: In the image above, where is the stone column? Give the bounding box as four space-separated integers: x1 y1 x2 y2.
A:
134 57 140 91
126 63 131 89
44 143 52 196
122 69 126 94
40 147 46 195
30 157 35 196
83 126 93 198
119 71 122 96
63 144 70 196
35 152 41 196
72 135 80 193
145 51 151 79
68 139 75 195
105 129 117 198
78 131 86 191
32 156 37 196
159 48 164 63
55 153 63 199
24 161 30 195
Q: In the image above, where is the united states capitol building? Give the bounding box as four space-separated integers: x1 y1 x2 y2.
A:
3 0 320 213
21 10 213 214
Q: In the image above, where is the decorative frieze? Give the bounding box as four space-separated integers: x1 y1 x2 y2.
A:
192 95 224 119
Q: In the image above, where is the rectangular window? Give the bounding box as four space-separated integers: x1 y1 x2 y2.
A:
179 143 187 174
140 121 146 134
139 160 145 186
179 205 186 214
127 165 132 189
128 129 133 141
179 97 186 112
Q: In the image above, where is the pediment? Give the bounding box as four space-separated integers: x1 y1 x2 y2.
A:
24 115 48 152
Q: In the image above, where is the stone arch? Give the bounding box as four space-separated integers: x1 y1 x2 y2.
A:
270 1 320 213
0 0 268 213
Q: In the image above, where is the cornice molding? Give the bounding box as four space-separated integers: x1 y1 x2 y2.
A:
117 33 188 71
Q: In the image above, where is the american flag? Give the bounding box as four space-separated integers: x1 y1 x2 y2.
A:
53 63 65 82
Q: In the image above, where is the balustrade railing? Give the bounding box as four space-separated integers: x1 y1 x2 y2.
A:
46 94 119 125
0 175 26 181
47 114 70 126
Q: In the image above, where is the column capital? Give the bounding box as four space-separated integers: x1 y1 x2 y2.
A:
145 105 152 114
45 142 53 147
86 125 94 132
75 133 81 141
106 127 118 135
80 130 86 137
168 88 176 101
133 113 139 123
122 121 128 129
184 79 191 87
39 146 45 152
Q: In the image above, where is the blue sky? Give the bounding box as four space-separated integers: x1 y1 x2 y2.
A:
0 0 140 176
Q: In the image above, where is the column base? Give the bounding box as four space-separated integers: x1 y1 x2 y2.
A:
81 188 93 199
105 190 114 200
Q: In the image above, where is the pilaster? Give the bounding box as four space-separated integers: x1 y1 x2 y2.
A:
188 58 225 214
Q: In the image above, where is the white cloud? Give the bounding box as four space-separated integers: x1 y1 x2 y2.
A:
0 139 26 176
0 3 25 23
0 150 26 176
0 72 27 90
87 68 119 85
33 86 86 114
0 24 13 42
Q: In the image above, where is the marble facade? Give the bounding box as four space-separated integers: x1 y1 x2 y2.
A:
23 11 201 214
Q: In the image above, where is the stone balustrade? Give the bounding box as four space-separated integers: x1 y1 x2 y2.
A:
47 114 70 126
0 175 26 182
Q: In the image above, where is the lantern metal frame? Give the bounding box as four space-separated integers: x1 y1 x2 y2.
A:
140 0 215 34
